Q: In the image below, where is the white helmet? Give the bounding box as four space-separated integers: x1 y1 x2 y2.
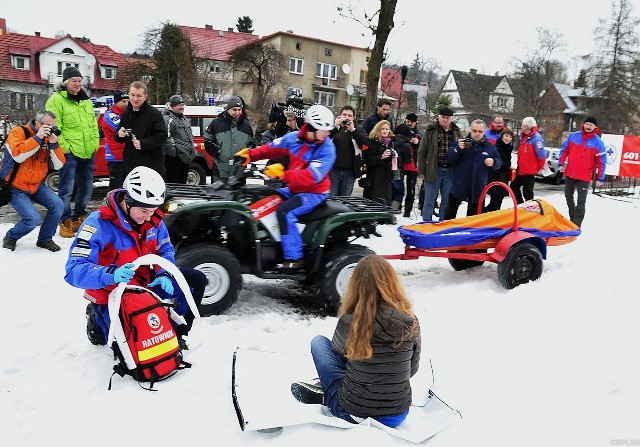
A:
123 166 166 207
305 104 334 130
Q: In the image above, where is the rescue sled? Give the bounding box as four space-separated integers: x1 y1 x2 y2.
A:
231 348 461 443
385 182 580 289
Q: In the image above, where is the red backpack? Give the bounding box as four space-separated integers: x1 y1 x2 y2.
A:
106 254 201 390
109 286 188 389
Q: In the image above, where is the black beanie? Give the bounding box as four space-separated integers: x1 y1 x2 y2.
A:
62 66 83 82
584 115 598 126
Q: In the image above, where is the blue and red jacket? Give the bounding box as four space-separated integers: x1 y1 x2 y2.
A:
249 124 336 194
101 105 126 162
484 124 502 145
516 127 546 175
559 125 607 182
64 189 175 305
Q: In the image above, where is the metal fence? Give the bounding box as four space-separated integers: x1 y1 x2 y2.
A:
593 176 640 201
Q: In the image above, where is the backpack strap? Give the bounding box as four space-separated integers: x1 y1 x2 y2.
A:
2 126 31 186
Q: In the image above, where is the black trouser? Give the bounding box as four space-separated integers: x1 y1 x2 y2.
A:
563 176 590 227
107 162 125 191
444 194 479 220
165 156 190 184
510 174 536 204
403 171 418 216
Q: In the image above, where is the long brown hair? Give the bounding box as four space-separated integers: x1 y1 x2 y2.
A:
338 255 415 360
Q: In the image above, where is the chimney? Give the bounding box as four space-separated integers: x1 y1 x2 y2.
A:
218 30 224 37
0 18 6 36
228 27 233 32
35 31 40 37
205 24 213 30
470 68 477 75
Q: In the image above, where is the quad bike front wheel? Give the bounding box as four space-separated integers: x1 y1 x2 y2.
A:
175 244 242 316
315 245 375 313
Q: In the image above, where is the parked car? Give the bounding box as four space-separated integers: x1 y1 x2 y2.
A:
44 104 224 191
536 147 564 184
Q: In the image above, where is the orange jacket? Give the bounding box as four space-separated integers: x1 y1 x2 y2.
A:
2 122 66 194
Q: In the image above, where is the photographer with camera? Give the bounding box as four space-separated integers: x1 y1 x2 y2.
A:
442 119 501 220
2 110 66 252
45 66 100 238
329 105 368 196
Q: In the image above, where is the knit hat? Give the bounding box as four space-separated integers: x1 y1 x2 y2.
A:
62 66 83 82
439 107 454 117
584 115 598 126
405 113 418 122
113 90 129 104
169 95 185 107
226 96 243 110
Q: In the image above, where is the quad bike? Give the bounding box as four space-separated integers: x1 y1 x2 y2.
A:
162 164 396 316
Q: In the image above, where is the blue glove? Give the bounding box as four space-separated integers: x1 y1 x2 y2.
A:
113 263 136 283
148 276 174 295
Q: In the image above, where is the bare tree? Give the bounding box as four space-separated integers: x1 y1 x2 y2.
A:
231 42 287 119
338 0 398 113
589 0 640 134
509 27 567 116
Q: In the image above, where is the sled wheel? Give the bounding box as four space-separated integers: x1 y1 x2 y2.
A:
497 243 543 289
447 249 485 271
315 245 375 313
176 244 242 316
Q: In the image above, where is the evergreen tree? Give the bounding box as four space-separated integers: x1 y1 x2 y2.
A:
590 0 640 134
236 16 254 33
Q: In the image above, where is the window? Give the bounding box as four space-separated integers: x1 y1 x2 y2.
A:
142 75 153 83
104 67 115 79
210 64 221 73
12 56 29 70
360 70 367 84
289 57 304 75
11 92 34 110
324 48 332 56
315 63 337 80
314 91 335 107
296 42 302 50
497 97 507 108
57 62 79 76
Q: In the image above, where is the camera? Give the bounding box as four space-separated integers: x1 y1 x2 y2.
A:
341 118 350 125
463 136 473 148
49 125 61 136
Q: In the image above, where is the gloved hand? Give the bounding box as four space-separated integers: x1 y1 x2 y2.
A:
233 148 251 166
113 263 136 283
148 276 174 295
263 163 285 180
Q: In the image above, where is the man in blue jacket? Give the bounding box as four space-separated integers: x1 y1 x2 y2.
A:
443 119 502 219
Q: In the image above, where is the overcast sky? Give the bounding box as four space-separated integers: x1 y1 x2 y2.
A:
1 0 634 78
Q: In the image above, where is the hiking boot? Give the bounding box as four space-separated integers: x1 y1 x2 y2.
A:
59 219 76 238
275 259 305 270
177 334 189 351
70 214 86 232
291 380 324 405
2 236 17 251
391 200 402 211
36 239 61 252
86 303 106 346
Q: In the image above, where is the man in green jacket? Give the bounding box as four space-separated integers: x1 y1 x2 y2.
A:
45 66 100 238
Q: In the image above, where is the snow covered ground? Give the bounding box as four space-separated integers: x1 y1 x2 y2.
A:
1 188 639 447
